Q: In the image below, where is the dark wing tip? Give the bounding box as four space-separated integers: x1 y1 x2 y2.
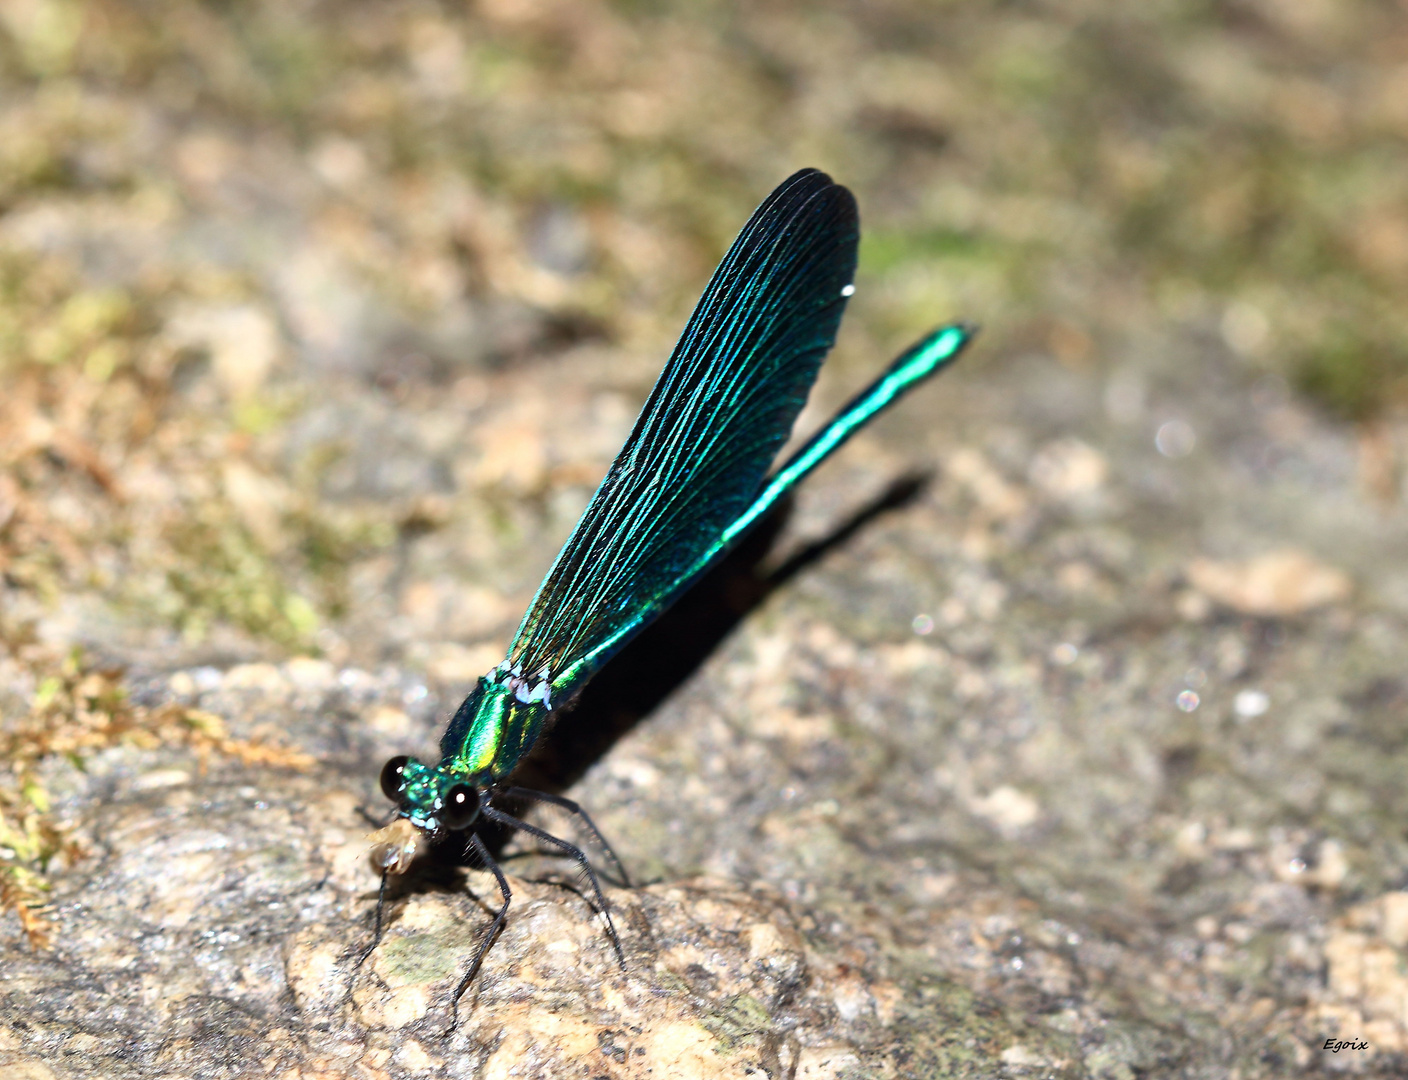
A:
778 166 833 188
761 168 858 230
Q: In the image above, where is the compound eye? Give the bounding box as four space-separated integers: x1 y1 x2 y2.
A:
379 755 411 802
439 784 480 830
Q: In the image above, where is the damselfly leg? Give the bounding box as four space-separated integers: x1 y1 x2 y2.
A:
356 868 391 969
481 803 627 970
445 832 513 1036
501 785 633 887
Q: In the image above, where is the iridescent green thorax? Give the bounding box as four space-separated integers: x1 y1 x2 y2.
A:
436 668 554 783
381 666 557 829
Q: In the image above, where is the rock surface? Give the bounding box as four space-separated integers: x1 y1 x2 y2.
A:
4 661 1081 1079
2 3 1408 1078
6 362 1407 1076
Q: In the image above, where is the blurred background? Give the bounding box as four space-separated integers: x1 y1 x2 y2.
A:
3 1 1408 1073
1 0 1404 662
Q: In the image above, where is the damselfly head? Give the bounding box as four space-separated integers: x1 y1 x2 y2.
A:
377 753 483 831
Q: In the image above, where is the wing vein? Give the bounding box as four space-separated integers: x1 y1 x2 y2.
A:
508 170 858 685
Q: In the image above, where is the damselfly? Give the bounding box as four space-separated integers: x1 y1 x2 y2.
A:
366 168 974 1021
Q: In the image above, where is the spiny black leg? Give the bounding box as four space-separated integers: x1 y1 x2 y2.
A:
356 867 391 969
501 785 633 887
445 831 513 1037
481 803 627 971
